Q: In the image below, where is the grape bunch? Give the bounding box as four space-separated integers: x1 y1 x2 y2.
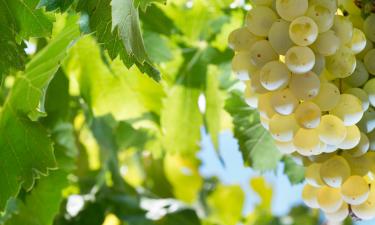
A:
228 0 375 222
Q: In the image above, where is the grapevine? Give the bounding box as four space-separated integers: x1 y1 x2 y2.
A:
229 0 375 222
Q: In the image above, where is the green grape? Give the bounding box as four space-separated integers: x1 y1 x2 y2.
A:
357 108 375 133
258 93 277 119
312 53 325 75
302 184 320 208
269 114 299 142
275 0 308 21
285 46 315 74
348 132 370 157
246 6 278 37
332 15 353 45
343 60 369 88
364 14 375 42
289 71 320 100
250 70 268 94
338 125 361 150
274 140 296 154
228 27 262 52
309 0 337 13
320 155 351 188
317 115 346 146
329 94 363 126
317 186 343 213
295 101 321 129
312 82 340 111
326 47 356 79
244 80 259 108
343 153 372 176
313 30 340 56
270 88 298 115
364 79 375 107
364 49 375 75
325 202 349 222
305 163 325 187
293 128 321 156
289 16 318 46
260 61 291 91
347 28 367 54
249 40 278 68
231 52 257 80
260 116 270 129
344 88 370 111
339 0 361 15
357 38 374 60
352 183 375 220
306 4 334 33
341 175 370 205
268 19 294 55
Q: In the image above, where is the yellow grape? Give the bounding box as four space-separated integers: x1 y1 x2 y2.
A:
338 125 361 150
341 175 370 205
305 163 325 187
320 155 350 188
293 128 321 156
348 132 370 157
312 82 340 111
352 181 375 220
302 184 320 209
270 88 298 116
294 101 321 129
317 186 343 213
325 202 349 222
317 115 347 146
329 94 364 126
260 61 291 91
228 27 261 52
269 114 299 142
289 71 320 100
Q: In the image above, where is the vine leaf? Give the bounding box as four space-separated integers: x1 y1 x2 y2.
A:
224 91 282 172
37 0 74 12
133 0 166 11
0 17 80 211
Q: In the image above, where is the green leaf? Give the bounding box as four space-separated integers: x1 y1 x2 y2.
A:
116 122 154 151
0 16 80 211
37 0 74 12
4 170 69 225
134 0 166 11
143 31 173 63
283 156 305 185
77 0 160 81
224 91 282 171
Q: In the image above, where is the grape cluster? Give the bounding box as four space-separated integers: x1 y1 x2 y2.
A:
229 0 375 222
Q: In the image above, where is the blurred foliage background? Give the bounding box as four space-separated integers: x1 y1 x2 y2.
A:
0 0 352 224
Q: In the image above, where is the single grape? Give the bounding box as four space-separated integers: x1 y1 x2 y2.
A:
302 184 320 208
329 94 364 126
338 125 361 150
268 19 294 55
344 88 370 111
312 82 340 111
347 132 370 157
364 14 375 42
258 93 277 119
231 52 257 80
249 40 278 68
289 71 320 100
228 27 261 52
357 108 375 133
347 28 367 54
295 101 321 129
246 6 278 37
250 70 268 94
343 153 372 177
306 4 334 33
325 202 349 223
364 49 375 75
364 79 375 107
289 16 318 46
357 38 374 60
244 81 259 108
309 0 337 13
293 128 321 156
320 155 350 188
341 175 370 205
343 60 369 88
313 30 340 56
275 0 308 21
270 88 298 115
317 115 347 146
260 61 291 91
305 163 325 187
317 186 343 213
285 46 315 74
352 185 375 220
312 53 325 75
260 116 270 129
332 15 353 45
274 140 296 154
269 114 299 142
326 47 356 79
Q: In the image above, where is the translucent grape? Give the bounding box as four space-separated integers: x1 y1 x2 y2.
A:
317 186 343 213
268 19 294 55
364 79 375 107
295 101 321 129
246 6 278 37
285 46 315 74
352 182 375 220
357 38 374 60
343 60 369 88
338 125 361 150
302 184 320 208
260 61 291 91
364 49 375 75
305 163 325 187
332 15 353 45
244 81 259 108
341 175 370 205
289 16 318 46
249 40 278 68
309 0 337 13
306 4 334 33
317 115 346 146
231 52 257 80
228 27 261 52
344 88 370 111
364 14 375 42
312 82 340 111
348 132 369 157
313 30 340 56
289 71 320 100
326 47 356 79
275 0 308 21
293 128 321 156
260 116 270 129
312 53 325 75
320 155 351 188
274 140 296 154
270 88 298 115
329 94 364 126
252 0 273 6
325 202 349 222
269 114 299 142
343 153 372 176
348 28 367 54
258 93 277 119
357 108 375 133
